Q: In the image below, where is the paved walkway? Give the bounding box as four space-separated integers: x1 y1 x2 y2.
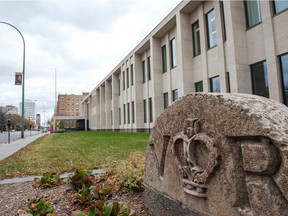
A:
0 133 48 161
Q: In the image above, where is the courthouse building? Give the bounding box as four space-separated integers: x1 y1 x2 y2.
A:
81 0 288 132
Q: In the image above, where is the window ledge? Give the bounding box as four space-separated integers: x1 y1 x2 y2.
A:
207 45 217 50
246 21 262 31
273 8 288 17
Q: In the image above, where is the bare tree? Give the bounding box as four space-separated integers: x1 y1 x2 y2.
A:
0 106 12 132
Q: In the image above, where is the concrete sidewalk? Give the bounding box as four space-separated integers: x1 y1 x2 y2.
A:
0 133 47 161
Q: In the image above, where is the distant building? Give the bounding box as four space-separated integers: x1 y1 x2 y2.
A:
19 99 36 120
36 114 41 129
0 105 18 115
56 93 89 129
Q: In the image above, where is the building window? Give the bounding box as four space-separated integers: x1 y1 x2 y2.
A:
118 79 121 96
143 99 147 123
210 76 220 92
118 108 121 125
244 0 262 28
132 101 135 123
162 45 167 73
206 9 217 48
195 81 203 92
170 38 177 68
123 71 125 90
110 85 113 100
111 110 113 125
220 1 227 41
148 56 151 80
251 61 269 98
172 89 178 102
123 104 126 124
226 72 231 93
127 103 130 124
149 97 153 122
163 92 169 109
280 54 288 105
126 68 129 88
274 0 288 14
131 64 134 86
192 20 201 56
142 60 146 83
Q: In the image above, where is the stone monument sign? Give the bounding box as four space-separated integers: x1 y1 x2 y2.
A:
144 93 288 216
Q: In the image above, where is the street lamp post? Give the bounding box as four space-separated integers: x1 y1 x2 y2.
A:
0 21 26 138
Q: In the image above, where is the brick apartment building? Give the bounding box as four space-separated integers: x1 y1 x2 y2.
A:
56 92 88 129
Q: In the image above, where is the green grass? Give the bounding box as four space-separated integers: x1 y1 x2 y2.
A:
0 131 150 179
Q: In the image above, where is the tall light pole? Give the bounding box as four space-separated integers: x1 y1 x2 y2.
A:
0 21 26 138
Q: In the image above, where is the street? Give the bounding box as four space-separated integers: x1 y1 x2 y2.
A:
0 131 46 144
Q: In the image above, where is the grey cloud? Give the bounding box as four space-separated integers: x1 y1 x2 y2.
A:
0 1 130 34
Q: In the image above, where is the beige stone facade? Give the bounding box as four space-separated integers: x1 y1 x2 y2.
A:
81 0 288 132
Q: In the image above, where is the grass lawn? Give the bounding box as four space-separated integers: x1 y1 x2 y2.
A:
0 131 150 179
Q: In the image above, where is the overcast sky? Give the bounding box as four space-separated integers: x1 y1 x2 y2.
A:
0 0 180 121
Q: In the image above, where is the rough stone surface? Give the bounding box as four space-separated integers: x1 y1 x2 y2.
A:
144 93 288 216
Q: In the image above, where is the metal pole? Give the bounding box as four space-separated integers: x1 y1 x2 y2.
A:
7 119 11 144
8 126 10 144
0 21 26 138
54 68 57 132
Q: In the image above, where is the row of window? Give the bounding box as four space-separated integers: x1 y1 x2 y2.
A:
245 0 288 28
161 38 177 73
163 89 179 109
61 107 79 111
192 6 220 57
120 101 135 125
121 1 288 93
123 64 134 91
191 1 288 58
102 52 288 126
61 102 79 106
59 112 79 116
60 97 81 101
194 76 222 94
251 53 288 105
191 53 288 106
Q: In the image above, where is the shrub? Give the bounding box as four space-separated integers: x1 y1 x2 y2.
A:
75 200 136 216
111 151 145 192
67 169 94 190
24 196 58 216
33 172 61 188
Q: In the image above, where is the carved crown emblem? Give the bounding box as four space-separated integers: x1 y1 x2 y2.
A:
172 118 220 198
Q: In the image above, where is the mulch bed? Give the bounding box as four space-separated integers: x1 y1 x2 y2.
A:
0 178 152 216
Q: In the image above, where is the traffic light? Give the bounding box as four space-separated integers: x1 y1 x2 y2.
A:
7 119 11 127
